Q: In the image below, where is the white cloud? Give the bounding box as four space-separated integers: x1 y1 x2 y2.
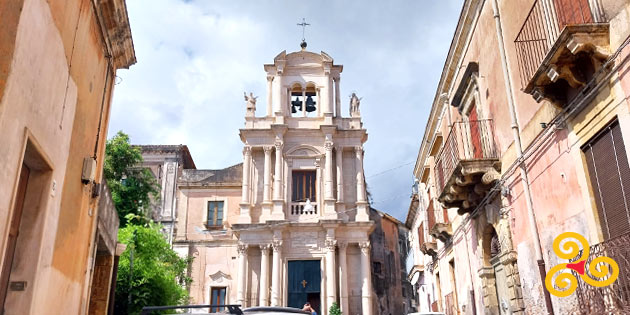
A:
109 0 463 221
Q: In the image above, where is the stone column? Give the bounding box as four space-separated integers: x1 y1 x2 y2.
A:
334 77 341 117
359 242 372 315
239 146 253 223
272 140 285 219
324 141 334 200
302 88 307 117
325 239 338 313
267 76 273 116
237 243 249 307
338 242 349 314
355 146 369 221
259 244 271 306
271 240 283 306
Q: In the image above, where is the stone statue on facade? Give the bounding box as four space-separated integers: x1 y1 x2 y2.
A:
244 92 257 116
349 92 362 117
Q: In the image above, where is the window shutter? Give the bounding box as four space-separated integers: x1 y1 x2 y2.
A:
582 120 630 240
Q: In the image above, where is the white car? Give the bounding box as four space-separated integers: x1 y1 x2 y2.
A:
141 305 310 315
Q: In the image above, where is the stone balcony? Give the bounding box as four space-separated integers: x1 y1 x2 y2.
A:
514 0 610 107
435 120 500 215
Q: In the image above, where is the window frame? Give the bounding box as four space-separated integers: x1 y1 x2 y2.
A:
210 286 227 312
291 170 317 202
205 199 227 229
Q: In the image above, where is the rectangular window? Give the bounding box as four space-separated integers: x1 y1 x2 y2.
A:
292 171 316 202
207 201 224 227
210 287 227 312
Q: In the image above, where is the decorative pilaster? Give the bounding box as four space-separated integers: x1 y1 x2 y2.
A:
272 140 285 220
272 74 283 117
261 146 273 221
239 146 253 223
236 243 249 307
324 140 336 218
359 242 372 315
259 244 271 306
325 239 338 312
334 77 341 117
335 146 345 217
266 76 273 116
271 240 283 306
355 146 369 221
338 242 349 314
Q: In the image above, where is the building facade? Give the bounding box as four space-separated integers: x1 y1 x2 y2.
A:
0 0 135 313
138 145 197 244
406 0 630 314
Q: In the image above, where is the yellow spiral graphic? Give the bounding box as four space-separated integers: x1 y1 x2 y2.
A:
552 232 589 262
545 263 578 297
581 256 619 287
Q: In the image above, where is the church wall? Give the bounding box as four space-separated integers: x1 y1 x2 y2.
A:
185 243 239 309
342 152 357 218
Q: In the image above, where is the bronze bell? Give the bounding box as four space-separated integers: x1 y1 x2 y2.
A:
291 97 302 113
305 96 316 112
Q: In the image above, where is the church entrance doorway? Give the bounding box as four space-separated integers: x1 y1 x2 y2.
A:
287 260 321 314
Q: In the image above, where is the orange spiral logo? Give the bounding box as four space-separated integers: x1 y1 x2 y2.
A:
544 232 619 297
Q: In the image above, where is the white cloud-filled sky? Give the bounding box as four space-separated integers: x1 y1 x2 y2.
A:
108 0 463 222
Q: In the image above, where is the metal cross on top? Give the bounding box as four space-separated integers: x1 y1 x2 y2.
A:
297 18 310 42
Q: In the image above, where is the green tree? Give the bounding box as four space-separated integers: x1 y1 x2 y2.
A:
114 220 192 314
104 131 159 226
329 302 342 315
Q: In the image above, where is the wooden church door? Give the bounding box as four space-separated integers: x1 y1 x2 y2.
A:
288 260 321 314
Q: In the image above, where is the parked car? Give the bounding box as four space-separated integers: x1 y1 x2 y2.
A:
140 305 310 315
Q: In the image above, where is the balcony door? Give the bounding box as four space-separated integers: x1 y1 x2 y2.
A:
553 0 593 30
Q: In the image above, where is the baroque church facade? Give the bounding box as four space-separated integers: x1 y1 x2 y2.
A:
141 46 377 315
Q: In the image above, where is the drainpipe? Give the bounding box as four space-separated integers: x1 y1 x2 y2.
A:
490 0 554 314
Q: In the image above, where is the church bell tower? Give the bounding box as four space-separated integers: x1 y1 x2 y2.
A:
233 43 374 315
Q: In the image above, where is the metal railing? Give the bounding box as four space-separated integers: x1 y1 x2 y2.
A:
514 0 596 88
570 232 630 314
289 201 318 216
434 119 498 195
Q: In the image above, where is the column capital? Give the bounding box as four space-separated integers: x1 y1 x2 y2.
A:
354 146 363 155
274 140 283 150
272 240 283 252
243 145 252 156
237 243 249 256
337 241 348 249
359 241 371 254
314 158 321 168
263 146 274 154
324 141 334 151
259 244 271 252
325 239 337 251
267 75 274 82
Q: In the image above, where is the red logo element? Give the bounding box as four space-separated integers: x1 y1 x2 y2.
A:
566 260 586 275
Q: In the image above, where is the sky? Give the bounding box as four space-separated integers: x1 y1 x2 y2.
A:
108 0 463 222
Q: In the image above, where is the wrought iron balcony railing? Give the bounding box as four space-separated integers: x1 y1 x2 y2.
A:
514 0 602 89
434 120 499 208
570 232 630 314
